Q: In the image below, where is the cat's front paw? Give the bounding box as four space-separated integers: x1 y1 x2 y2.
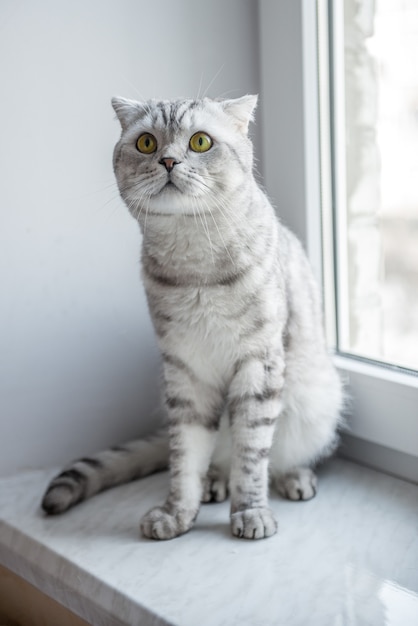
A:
230 507 277 540
140 505 196 540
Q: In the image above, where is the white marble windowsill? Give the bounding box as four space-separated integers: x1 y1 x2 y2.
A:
1 459 418 626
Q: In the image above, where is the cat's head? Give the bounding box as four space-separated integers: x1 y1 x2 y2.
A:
111 95 257 217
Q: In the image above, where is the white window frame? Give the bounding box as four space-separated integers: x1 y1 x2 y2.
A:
258 0 418 483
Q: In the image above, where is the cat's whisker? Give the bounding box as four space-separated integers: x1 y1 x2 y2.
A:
132 201 142 222
97 191 123 209
78 179 121 197
209 194 243 232
134 189 151 222
132 194 144 220
120 76 148 106
190 195 200 232
195 181 247 229
200 196 236 268
127 184 149 218
196 71 204 100
143 191 153 236
194 196 215 265
114 91 154 120
182 177 242 231
214 88 245 99
117 179 147 199
90 186 138 221
127 195 140 220
202 63 225 98
133 200 145 223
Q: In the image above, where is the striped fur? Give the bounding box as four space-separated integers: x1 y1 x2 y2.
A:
41 96 343 540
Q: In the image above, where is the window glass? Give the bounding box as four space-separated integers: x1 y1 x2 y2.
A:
334 0 418 371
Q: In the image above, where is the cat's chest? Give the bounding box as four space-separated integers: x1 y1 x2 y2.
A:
147 278 283 389
153 284 243 336
149 284 250 382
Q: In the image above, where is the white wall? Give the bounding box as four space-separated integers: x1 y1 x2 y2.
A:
0 0 260 474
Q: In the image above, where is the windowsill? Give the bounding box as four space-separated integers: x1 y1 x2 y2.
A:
1 459 417 625
334 355 418 477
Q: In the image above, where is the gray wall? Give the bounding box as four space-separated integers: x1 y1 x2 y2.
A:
0 0 260 473
259 0 323 281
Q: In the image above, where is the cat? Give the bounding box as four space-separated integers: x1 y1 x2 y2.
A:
41 95 344 540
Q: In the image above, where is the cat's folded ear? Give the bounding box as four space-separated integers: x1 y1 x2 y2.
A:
111 96 144 131
220 95 258 134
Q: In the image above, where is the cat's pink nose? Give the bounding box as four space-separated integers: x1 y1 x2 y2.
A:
159 157 179 173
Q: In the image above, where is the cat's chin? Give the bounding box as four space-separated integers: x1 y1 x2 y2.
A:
147 189 207 215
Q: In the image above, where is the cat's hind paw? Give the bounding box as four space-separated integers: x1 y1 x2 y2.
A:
140 505 196 540
274 467 317 501
201 466 228 503
230 507 277 540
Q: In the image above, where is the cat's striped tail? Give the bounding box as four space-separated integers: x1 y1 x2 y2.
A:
41 430 169 514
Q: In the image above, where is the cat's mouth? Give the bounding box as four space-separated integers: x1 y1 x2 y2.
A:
161 180 180 193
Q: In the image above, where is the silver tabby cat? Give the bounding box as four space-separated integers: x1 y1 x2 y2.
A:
42 95 343 540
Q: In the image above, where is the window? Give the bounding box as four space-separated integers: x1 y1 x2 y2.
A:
259 1 418 482
330 0 418 373
320 0 418 480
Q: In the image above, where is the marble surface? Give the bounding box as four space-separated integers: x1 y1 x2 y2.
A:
0 459 417 626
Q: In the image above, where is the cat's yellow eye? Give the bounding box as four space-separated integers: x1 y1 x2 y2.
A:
136 133 157 154
189 132 213 153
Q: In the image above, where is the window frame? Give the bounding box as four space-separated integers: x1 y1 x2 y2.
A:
258 0 418 483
